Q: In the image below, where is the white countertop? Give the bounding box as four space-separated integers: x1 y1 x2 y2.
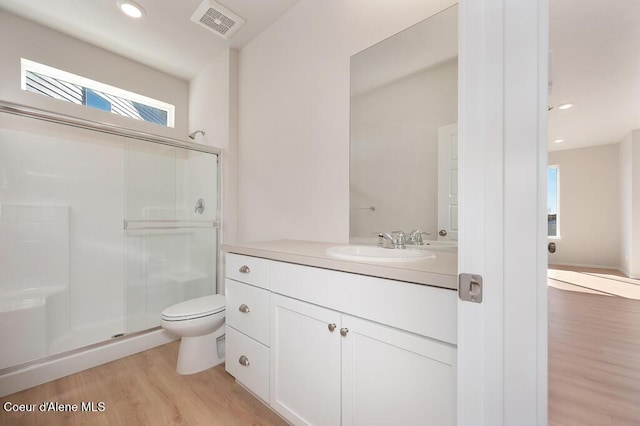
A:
221 240 458 291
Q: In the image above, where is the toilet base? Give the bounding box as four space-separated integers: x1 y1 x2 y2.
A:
176 327 224 375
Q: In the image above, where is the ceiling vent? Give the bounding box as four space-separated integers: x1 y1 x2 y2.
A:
191 0 245 40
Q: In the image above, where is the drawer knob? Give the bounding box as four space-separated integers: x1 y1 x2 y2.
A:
328 323 336 332
239 265 251 273
238 304 250 313
239 355 250 366
340 328 349 337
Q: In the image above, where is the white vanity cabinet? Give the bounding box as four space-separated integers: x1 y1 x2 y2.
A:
270 294 342 425
340 314 456 425
224 252 457 425
270 294 456 425
224 254 271 403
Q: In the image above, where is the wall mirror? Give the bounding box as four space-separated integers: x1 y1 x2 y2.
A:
349 5 458 246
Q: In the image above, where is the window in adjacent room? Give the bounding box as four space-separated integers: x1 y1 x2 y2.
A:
20 58 175 127
548 165 559 237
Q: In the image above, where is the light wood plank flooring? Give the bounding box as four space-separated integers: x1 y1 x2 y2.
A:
0 341 286 426
548 267 640 425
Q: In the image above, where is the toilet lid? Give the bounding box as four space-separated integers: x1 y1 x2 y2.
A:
161 294 225 321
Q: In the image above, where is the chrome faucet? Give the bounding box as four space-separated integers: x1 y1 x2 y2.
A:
375 231 406 249
376 232 395 249
408 230 431 245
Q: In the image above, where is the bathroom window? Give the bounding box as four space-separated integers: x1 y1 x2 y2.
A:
548 165 559 237
20 58 175 127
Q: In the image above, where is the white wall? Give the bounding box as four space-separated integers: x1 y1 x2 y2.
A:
620 133 632 275
548 143 621 269
350 59 457 238
632 132 640 277
619 129 640 277
0 10 189 140
189 49 239 245
238 0 457 242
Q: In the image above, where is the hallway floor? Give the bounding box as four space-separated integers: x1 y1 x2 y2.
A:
548 267 640 425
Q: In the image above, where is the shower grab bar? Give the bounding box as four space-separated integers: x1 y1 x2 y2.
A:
0 100 221 156
124 219 219 230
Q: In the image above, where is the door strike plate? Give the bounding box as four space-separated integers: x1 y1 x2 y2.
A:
459 273 483 303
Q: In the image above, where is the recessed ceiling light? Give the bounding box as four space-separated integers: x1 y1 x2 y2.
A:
117 1 145 19
554 139 565 144
557 103 573 110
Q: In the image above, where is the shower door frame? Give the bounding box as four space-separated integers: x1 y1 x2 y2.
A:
0 101 221 156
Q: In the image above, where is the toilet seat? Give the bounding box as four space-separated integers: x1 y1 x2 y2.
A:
161 294 225 321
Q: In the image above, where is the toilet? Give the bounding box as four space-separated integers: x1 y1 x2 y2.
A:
161 294 226 375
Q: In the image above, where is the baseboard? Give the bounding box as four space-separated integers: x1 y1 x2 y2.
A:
0 328 177 397
548 262 628 276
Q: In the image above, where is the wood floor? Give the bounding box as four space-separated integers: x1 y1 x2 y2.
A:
0 341 286 426
548 268 640 425
2 269 639 425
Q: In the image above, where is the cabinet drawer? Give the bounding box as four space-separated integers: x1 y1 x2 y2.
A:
225 253 271 289
225 278 270 345
225 325 270 403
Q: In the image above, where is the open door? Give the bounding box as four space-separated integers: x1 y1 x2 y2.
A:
438 123 458 241
457 0 548 425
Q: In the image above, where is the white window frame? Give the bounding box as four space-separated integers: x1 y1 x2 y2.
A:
20 58 175 128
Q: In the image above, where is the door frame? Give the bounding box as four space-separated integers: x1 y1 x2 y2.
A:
457 0 548 425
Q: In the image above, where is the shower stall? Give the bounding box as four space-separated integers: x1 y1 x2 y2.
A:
0 102 220 379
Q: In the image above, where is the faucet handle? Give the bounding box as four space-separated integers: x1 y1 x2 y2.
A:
408 229 430 245
390 231 406 249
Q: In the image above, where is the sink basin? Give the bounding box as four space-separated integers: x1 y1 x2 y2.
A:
325 245 435 262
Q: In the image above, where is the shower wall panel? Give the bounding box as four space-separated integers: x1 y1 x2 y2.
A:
0 119 125 351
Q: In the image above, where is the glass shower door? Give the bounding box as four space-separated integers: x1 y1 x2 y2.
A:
124 140 218 333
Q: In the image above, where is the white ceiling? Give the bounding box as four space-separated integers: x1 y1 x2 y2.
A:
351 0 640 153
0 0 637 152
549 0 640 151
0 0 298 81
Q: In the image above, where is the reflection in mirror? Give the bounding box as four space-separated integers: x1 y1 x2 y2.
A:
349 5 458 246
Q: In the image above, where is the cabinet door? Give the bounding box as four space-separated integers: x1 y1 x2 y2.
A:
341 315 457 426
270 294 341 426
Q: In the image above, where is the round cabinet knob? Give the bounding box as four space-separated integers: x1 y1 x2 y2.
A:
340 328 349 337
239 265 250 273
239 355 250 366
439 229 448 237
238 304 250 313
328 323 337 332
